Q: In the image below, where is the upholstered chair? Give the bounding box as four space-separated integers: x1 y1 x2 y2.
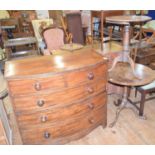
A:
42 27 65 55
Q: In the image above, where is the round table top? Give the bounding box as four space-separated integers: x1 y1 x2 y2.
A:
106 15 152 25
109 62 155 86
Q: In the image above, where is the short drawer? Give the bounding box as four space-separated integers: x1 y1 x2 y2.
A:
66 63 107 87
20 107 107 144
16 92 107 129
8 75 65 96
12 79 106 114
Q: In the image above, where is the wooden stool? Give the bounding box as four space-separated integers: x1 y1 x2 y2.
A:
135 81 155 116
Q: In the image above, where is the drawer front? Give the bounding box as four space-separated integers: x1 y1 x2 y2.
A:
8 75 65 96
66 63 107 87
8 63 107 96
21 107 107 144
12 79 106 114
17 92 107 129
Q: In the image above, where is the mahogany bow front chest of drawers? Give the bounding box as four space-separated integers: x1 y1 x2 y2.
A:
5 49 108 144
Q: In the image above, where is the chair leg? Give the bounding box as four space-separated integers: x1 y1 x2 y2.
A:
127 87 131 97
135 87 138 97
139 92 146 116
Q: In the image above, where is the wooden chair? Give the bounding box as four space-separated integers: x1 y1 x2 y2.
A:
141 20 155 46
128 46 155 117
133 81 155 116
42 26 65 55
131 10 149 42
141 20 155 69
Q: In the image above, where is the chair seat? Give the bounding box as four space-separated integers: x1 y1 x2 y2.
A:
138 80 155 91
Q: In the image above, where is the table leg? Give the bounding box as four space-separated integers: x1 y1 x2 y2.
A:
108 25 141 80
109 86 139 128
108 53 141 80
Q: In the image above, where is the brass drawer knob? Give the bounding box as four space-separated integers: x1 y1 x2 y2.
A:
44 131 51 139
37 100 45 107
88 118 95 124
34 82 41 91
88 103 94 109
41 115 47 122
87 72 94 80
87 87 94 93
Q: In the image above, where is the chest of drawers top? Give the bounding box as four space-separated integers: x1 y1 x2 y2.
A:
5 49 107 79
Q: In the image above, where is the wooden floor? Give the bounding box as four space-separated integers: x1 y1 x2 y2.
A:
2 41 155 144
69 91 155 144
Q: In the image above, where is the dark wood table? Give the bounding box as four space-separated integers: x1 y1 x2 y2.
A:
108 62 155 127
106 16 154 127
106 15 152 77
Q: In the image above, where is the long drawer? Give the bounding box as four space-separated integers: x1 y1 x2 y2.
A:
20 106 107 144
16 92 107 129
8 63 107 96
12 79 106 114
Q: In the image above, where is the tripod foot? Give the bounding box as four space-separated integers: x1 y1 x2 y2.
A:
109 106 124 128
114 99 122 106
139 115 147 120
109 122 116 128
